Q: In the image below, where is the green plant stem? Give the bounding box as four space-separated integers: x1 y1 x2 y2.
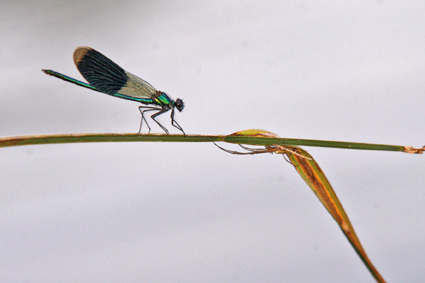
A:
0 133 417 154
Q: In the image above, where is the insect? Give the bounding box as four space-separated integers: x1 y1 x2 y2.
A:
42 46 185 135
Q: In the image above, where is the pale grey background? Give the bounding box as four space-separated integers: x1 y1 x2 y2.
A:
1 1 424 282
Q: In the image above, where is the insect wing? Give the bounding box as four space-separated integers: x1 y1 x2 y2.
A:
73 47 157 99
116 71 158 99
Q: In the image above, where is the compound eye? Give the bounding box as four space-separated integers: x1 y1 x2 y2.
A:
175 99 184 111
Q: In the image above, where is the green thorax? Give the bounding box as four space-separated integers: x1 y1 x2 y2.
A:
153 91 174 107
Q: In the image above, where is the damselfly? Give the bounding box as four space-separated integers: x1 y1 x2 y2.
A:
42 47 185 135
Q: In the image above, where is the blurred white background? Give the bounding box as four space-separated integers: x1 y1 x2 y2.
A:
1 1 424 282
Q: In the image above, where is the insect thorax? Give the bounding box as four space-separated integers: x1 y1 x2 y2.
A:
154 91 173 107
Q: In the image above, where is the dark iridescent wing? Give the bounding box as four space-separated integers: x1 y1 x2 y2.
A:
73 47 157 99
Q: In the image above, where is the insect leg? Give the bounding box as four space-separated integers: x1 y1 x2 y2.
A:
138 106 162 133
151 108 171 134
170 108 186 136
